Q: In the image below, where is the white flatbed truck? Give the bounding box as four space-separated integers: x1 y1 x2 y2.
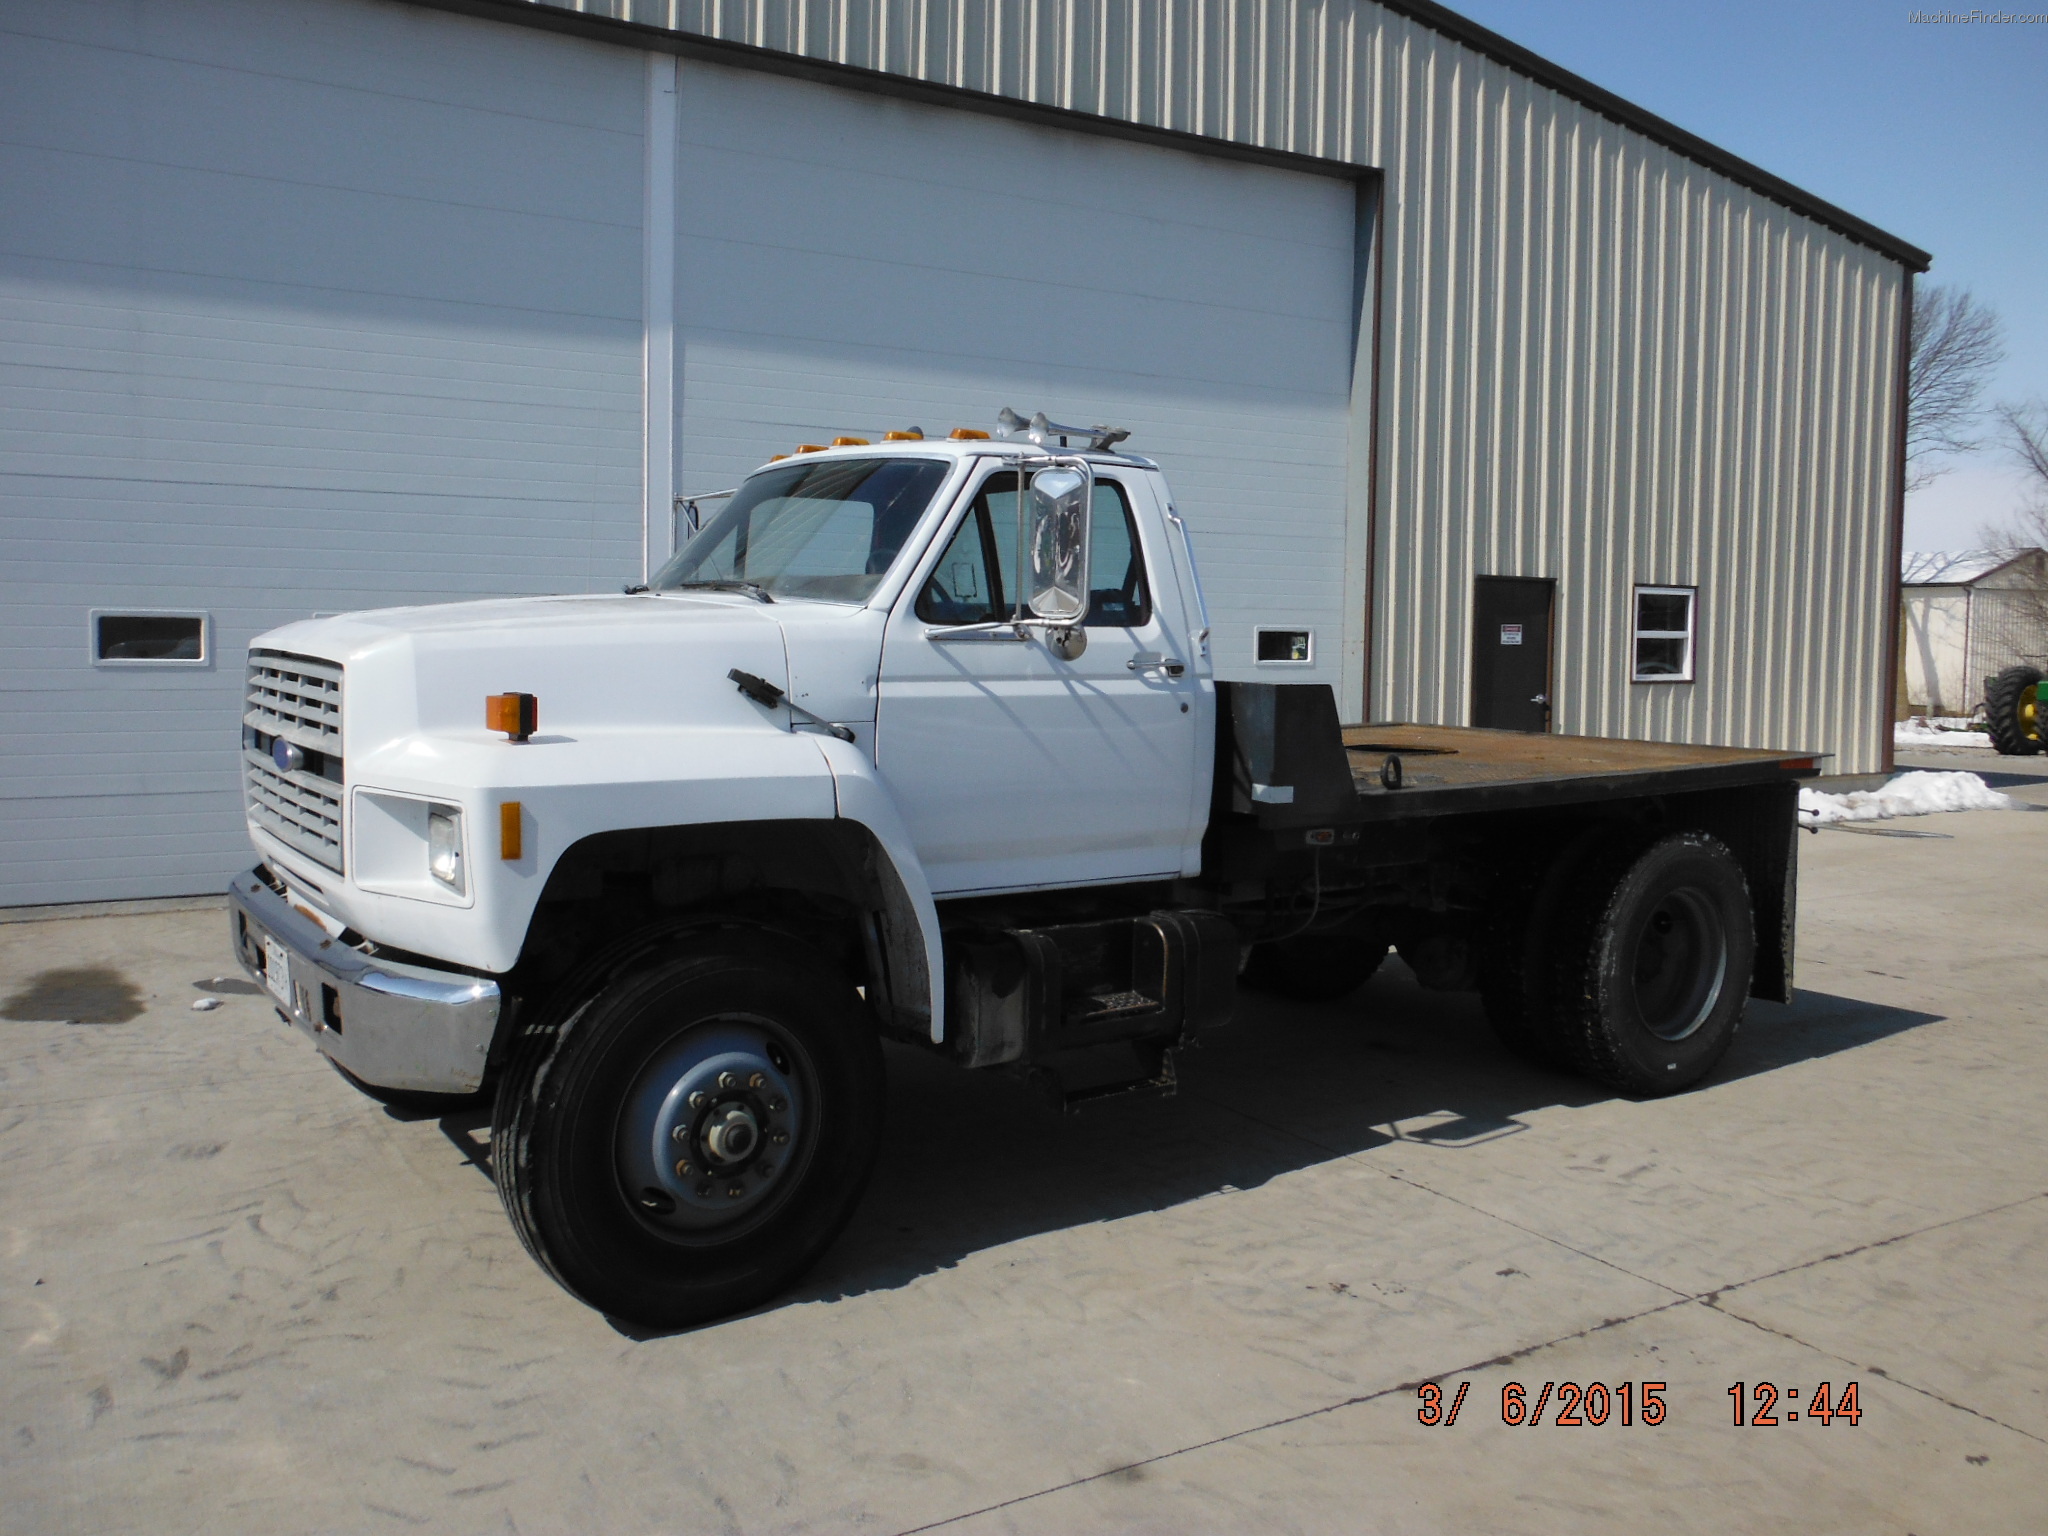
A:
228 417 1818 1327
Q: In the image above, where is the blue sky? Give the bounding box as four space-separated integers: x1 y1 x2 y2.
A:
1447 0 2048 550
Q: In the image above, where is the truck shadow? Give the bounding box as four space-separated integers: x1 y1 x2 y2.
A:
786 964 1942 1312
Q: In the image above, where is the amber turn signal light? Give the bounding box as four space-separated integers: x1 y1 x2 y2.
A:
499 801 523 860
486 692 537 742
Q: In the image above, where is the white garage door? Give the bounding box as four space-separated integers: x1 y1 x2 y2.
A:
666 61 1360 687
0 0 646 906
0 3 1359 909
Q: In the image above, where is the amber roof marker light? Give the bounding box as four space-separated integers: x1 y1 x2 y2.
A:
487 692 537 743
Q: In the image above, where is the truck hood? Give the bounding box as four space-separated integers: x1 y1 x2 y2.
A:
272 591 756 644
253 593 820 765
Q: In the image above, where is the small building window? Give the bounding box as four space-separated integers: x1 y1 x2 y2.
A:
92 611 209 667
1632 587 1695 682
1255 627 1313 664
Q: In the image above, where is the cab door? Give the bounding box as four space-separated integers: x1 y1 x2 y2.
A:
874 465 1203 895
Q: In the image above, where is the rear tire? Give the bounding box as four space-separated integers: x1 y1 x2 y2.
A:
492 932 884 1328
1549 833 1754 1097
1240 920 1391 1002
1984 664 2044 756
1478 836 1606 1070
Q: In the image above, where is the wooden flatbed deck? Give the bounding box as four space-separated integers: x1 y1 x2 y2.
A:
1337 723 1820 820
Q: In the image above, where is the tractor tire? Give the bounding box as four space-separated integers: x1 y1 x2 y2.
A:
492 929 884 1329
1984 664 2044 756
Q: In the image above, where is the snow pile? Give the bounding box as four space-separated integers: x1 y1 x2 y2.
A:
1799 770 2024 827
1894 716 1993 749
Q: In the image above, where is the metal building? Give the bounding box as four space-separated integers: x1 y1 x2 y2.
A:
0 0 1926 906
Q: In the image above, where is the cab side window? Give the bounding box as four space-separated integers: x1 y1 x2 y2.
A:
1087 480 1151 628
915 474 1013 624
916 471 1152 626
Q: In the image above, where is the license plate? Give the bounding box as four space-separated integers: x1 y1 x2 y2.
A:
262 936 293 1008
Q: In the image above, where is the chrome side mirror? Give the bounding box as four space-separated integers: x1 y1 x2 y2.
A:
1024 464 1091 624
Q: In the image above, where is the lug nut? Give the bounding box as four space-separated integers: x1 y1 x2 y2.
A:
726 1184 744 1198
671 1124 690 1143
758 1162 775 1177
695 1181 712 1197
771 1131 789 1146
768 1098 786 1113
688 1091 706 1110
674 1159 693 1177
718 1072 737 1090
748 1071 767 1089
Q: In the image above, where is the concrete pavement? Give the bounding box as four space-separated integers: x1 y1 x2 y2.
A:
3 771 2045 1534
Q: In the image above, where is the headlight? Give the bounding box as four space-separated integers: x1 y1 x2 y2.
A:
427 808 464 892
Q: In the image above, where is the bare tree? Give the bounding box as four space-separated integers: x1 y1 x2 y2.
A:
1975 401 2048 547
1907 285 2004 491
1974 400 2048 636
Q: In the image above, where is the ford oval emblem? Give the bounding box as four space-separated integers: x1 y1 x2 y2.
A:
272 738 305 774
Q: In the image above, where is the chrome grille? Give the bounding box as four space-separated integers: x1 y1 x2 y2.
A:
246 651 342 748
244 650 345 874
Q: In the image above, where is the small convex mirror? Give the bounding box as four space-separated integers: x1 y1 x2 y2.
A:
1024 464 1092 623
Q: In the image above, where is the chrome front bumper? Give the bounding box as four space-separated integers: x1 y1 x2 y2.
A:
227 869 502 1094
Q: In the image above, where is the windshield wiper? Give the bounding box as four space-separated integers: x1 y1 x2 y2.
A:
670 579 774 604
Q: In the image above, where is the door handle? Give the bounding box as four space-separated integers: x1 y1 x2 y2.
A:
1530 693 1549 705
1129 654 1186 676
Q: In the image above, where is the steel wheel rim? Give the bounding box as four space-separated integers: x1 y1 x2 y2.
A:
613 1013 813 1242
1627 886 1727 1043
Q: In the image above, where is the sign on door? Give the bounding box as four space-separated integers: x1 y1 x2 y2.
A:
1500 624 1523 646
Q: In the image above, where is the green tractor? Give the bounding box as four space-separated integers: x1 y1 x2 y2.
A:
1985 664 2047 755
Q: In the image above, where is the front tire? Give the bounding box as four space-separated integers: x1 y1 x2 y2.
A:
1985 664 2043 756
492 933 884 1328
1549 833 1754 1097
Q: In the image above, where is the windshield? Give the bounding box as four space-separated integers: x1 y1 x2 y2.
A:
653 457 951 604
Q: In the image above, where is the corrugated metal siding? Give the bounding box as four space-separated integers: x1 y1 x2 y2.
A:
0 0 645 904
539 0 1906 773
1967 591 2048 689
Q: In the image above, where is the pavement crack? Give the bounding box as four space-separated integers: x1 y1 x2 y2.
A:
1703 1189 2048 1302
1701 1295 2046 1446
890 1293 1699 1536
892 1186 2048 1536
1378 1169 1692 1300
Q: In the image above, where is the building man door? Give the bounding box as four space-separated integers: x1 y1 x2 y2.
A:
1471 577 1555 732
